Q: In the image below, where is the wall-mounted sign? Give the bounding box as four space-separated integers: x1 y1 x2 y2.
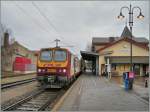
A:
119 49 130 53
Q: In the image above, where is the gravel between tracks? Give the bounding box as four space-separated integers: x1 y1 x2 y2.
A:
1 87 41 110
1 81 38 103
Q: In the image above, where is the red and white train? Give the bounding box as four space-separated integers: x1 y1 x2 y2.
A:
36 47 81 88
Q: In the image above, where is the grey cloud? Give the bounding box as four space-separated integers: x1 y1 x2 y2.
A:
1 1 149 54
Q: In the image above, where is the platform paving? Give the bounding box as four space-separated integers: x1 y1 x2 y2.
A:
58 73 149 111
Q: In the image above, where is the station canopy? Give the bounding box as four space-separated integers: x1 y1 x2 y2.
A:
105 56 149 64
80 51 99 60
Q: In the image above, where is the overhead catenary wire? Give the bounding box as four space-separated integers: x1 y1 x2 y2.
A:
13 2 81 55
31 1 81 53
31 1 63 40
14 2 54 36
56 40 81 56
61 41 74 47
31 2 78 48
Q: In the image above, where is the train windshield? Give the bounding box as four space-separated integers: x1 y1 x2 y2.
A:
54 50 67 61
40 50 52 61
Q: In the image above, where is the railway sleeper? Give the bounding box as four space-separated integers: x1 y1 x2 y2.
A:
21 104 41 108
27 101 45 105
17 107 38 111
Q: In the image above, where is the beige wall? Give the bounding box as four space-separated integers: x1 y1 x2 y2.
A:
115 64 130 76
1 42 37 73
101 41 149 57
14 44 30 57
98 40 149 76
13 43 37 65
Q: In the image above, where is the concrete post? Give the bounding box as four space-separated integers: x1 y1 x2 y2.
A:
107 58 111 80
96 57 99 76
140 64 143 76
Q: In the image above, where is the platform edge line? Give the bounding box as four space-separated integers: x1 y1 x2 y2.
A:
51 75 81 112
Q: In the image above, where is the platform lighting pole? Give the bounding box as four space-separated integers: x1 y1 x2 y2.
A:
118 4 144 72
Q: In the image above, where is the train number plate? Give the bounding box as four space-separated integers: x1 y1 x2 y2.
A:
48 69 56 72
47 76 55 82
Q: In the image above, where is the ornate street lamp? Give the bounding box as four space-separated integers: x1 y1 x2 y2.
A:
117 4 144 72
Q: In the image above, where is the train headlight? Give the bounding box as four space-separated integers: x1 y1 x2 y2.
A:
38 69 41 72
63 69 66 73
42 69 45 72
59 69 62 72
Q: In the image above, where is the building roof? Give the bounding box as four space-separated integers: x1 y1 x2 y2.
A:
121 26 149 43
92 37 119 44
92 37 149 45
121 25 132 38
80 51 99 60
96 37 149 52
92 26 149 45
133 38 149 43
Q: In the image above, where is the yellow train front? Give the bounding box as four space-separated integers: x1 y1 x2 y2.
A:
37 47 81 88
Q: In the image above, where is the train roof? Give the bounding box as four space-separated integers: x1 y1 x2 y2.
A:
40 47 80 58
40 47 68 51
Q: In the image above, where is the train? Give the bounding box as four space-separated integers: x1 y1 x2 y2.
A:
36 47 83 88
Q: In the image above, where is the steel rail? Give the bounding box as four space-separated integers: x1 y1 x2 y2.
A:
2 89 62 111
1 78 37 89
2 89 44 111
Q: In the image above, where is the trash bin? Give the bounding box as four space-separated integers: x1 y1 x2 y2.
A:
128 71 135 90
123 72 129 90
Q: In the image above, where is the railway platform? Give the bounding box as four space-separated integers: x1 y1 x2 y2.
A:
53 73 149 111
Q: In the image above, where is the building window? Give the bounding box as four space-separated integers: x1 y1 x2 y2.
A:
125 64 129 71
134 64 140 75
120 65 125 71
112 64 116 70
116 65 120 70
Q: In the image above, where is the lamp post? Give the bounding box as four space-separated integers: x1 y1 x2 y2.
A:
118 4 144 72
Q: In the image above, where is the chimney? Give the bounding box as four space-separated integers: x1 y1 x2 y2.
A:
109 37 115 42
4 31 9 47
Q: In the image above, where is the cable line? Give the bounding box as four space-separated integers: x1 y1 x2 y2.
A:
31 1 62 40
14 2 55 37
14 2 81 55
31 1 82 53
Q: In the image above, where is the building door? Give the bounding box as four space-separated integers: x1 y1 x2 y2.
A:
143 64 147 76
134 64 140 76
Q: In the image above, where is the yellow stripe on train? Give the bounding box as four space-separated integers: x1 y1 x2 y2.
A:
37 60 68 68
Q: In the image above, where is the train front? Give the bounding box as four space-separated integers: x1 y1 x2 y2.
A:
37 48 69 88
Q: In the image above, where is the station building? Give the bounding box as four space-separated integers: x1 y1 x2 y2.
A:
81 26 149 76
1 32 37 75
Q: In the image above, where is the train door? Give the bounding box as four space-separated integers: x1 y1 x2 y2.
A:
70 54 75 76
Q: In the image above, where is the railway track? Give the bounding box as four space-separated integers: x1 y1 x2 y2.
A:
2 88 63 111
1 78 37 89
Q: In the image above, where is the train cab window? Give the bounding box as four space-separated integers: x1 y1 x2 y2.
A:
54 50 67 61
40 50 52 61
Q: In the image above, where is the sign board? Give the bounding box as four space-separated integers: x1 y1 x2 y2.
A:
129 72 135 78
119 49 130 53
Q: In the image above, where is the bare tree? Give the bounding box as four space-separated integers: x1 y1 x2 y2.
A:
0 24 6 46
0 24 13 46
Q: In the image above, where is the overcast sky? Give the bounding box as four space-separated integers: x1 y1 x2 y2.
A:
1 1 149 56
